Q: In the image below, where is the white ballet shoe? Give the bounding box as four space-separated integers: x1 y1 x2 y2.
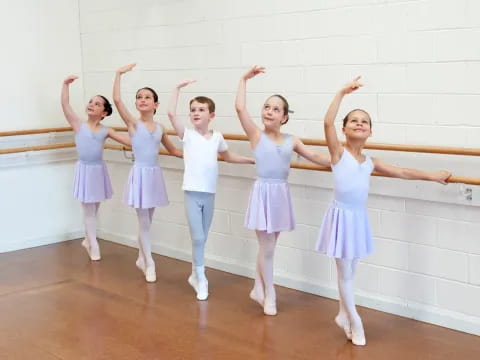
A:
188 274 209 300
263 298 277 316
196 280 209 301
188 274 199 293
145 265 156 283
335 315 352 340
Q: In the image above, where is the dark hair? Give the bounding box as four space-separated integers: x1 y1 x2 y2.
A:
136 87 159 114
268 94 290 125
342 109 372 129
189 96 215 113
95 95 113 119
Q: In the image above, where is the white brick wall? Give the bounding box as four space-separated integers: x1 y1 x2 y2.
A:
0 0 83 131
77 0 480 335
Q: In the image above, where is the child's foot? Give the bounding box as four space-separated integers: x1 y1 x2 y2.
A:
81 239 90 257
196 279 209 301
145 264 156 283
188 274 209 300
263 297 277 316
136 257 146 274
249 284 265 307
89 241 101 261
188 273 199 293
81 239 101 261
335 314 352 340
351 319 366 346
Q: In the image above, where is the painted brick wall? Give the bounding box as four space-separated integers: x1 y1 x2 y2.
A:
79 0 480 334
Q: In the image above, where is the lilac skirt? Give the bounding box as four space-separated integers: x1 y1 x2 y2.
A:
244 178 295 233
73 161 113 203
315 200 374 259
124 165 169 209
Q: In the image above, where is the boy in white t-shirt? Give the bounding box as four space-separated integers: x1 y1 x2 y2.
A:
168 79 254 300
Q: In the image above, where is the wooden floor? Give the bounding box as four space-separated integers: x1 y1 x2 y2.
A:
0 241 478 360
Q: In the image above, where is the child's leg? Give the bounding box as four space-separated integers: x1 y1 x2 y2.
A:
136 208 155 271
255 230 278 315
335 258 365 345
250 244 265 306
185 192 210 300
198 193 215 280
250 231 281 306
136 208 156 282
335 297 352 340
185 192 207 270
81 202 101 261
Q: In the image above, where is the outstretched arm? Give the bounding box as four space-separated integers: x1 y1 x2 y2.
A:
61 75 82 132
167 79 196 140
219 150 255 164
113 63 137 130
107 128 131 147
373 158 451 184
324 76 363 164
160 126 183 158
235 66 264 146
293 137 331 167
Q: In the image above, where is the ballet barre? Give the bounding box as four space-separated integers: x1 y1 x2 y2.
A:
3 126 480 157
1 127 480 185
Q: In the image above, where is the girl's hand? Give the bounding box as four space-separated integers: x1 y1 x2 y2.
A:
432 170 451 184
177 79 196 89
63 75 78 85
116 63 136 75
242 65 265 80
341 76 363 95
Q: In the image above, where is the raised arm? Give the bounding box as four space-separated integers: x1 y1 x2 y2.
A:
160 125 183 158
324 76 363 164
373 158 451 184
219 150 255 164
107 128 131 147
235 66 264 146
61 75 82 132
293 137 331 167
113 64 137 130
167 79 196 140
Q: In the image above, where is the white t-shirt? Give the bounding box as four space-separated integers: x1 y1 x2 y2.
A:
182 128 228 193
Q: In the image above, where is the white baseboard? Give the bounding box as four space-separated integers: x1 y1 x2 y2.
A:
0 231 84 253
99 230 480 336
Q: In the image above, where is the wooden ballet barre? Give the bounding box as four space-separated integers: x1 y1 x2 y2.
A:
0 127 72 137
0 141 478 184
0 142 76 155
3 126 480 157
289 161 480 185
104 144 479 185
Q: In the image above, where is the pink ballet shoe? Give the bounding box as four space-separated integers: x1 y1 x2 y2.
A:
81 239 101 261
249 288 264 307
263 298 277 316
145 265 156 283
351 322 366 346
136 257 146 274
